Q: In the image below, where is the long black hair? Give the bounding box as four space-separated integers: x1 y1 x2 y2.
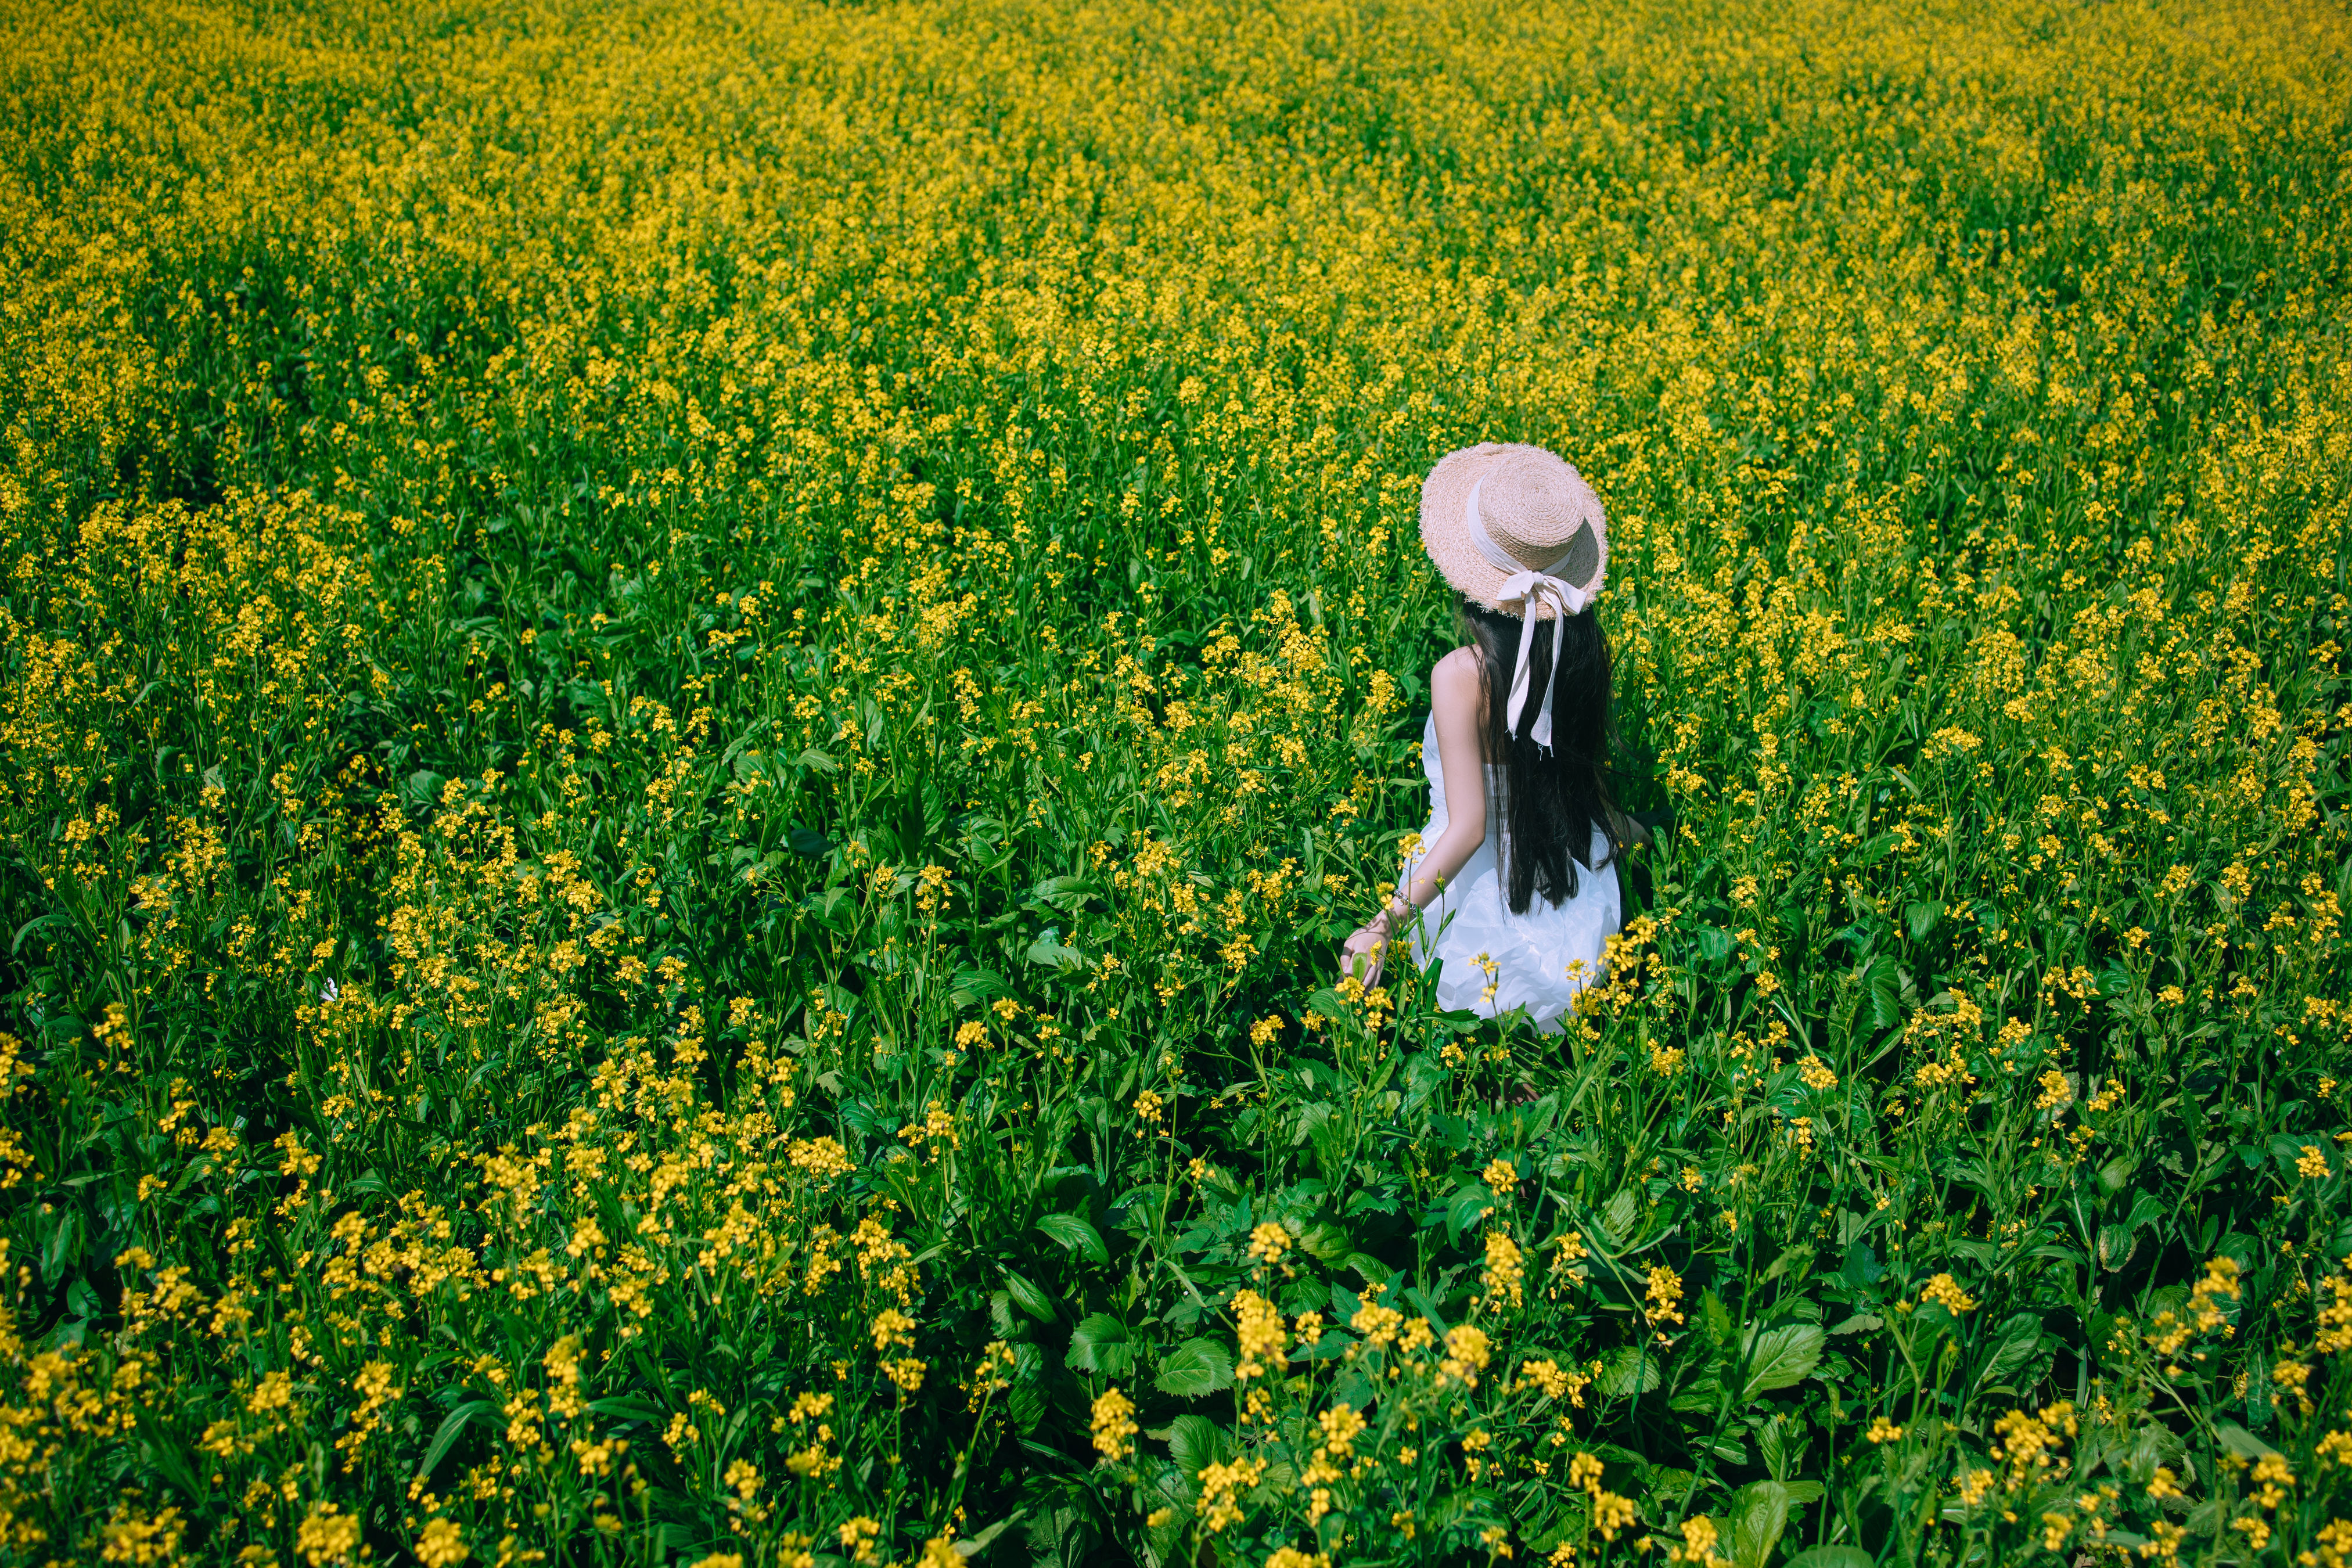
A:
1458 595 1618 914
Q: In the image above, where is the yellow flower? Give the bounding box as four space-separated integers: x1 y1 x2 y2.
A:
1921 1273 1977 1314
837 1518 883 1567
1091 1386 1138 1462
1247 1221 1292 1265
1316 1402 1365 1456
1196 1456 1268 1533
1667 1515 1726 1567
1439 1323 1490 1387
100 1505 186 1566
786 1137 854 1178
415 1520 469 1568
1590 1488 1638 1541
1483 1231 1526 1309
1233 1290 1286 1379
296 1504 360 1567
871 1308 916 1353
1645 1264 1686 1332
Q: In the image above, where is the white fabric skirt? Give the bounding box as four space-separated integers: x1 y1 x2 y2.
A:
1398 714 1621 1033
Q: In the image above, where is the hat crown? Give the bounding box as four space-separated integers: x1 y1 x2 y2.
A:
1478 463 1602 587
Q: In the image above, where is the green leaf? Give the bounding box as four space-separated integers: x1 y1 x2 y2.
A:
948 966 1006 1006
1007 1342 1048 1430
2216 1420 2279 1459
1756 1414 1798 1479
1297 1220 1350 1263
1445 1183 1498 1243
1154 1337 1235 1398
1700 1289 1733 1347
1975 1312 2045 1392
1741 1324 1826 1400
1784 1550 1873 1568
1862 955 1905 1030
1024 927 1087 972
1599 1343 1662 1397
584 1396 663 1423
416 1400 491 1481
956 1513 1022 1556
1067 1314 1134 1377
1002 1269 1058 1322
1030 874 1096 911
1163 1413 1229 1487
131 1404 206 1505
1037 1212 1110 1265
1734 1480 1791 1568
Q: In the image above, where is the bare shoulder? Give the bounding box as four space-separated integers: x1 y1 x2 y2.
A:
1430 646 1482 713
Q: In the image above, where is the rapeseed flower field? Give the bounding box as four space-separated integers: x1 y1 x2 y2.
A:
3 0 2350 1561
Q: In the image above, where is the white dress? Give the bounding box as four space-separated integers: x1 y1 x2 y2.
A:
1400 712 1621 1031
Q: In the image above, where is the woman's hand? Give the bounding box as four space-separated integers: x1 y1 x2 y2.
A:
1342 900 1410 984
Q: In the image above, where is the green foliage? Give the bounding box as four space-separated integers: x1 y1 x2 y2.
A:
1 0 2350 1564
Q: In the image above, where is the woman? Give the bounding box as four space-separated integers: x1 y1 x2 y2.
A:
1342 442 1630 1031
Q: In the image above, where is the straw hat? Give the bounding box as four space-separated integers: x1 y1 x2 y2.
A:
1418 442 1607 616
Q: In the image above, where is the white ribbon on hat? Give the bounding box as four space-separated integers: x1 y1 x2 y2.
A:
1465 477 1592 751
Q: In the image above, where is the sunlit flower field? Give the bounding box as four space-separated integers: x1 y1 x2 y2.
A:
3 0 2349 1562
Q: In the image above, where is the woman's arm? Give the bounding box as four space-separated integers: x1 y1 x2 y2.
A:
1343 648 1487 977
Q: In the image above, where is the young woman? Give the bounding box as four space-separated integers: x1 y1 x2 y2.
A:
1341 442 1630 1031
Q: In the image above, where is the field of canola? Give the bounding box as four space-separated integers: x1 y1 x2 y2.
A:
3 0 2351 1562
